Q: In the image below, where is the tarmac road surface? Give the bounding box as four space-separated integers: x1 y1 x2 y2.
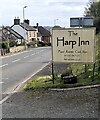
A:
1 47 51 95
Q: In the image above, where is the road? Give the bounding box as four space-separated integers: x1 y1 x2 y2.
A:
1 47 51 95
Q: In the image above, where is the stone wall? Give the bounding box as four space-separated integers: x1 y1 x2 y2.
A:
10 46 25 53
0 46 26 56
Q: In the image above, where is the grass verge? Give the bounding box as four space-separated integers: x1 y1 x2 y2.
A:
25 73 100 90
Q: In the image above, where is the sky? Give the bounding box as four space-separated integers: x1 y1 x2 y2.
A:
0 0 89 27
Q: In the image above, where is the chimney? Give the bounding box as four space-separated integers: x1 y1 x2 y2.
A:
36 23 39 28
14 17 20 25
24 19 30 25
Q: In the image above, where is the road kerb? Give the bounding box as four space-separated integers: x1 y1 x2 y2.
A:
49 84 100 91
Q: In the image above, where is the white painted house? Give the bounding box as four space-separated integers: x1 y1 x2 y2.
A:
11 18 38 44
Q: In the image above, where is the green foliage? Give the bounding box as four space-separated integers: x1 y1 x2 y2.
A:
25 73 100 90
9 41 17 47
37 41 46 47
37 41 51 47
84 2 100 33
84 1 100 33
27 41 36 48
2 42 8 49
69 33 100 82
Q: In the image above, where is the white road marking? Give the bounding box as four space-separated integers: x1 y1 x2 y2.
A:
29 50 33 52
12 59 20 63
24 51 28 53
0 94 12 105
24 56 29 58
37 50 45 54
30 53 35 56
30 51 44 56
2 78 8 80
0 81 4 84
0 64 8 68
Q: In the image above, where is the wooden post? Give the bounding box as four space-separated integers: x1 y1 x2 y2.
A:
51 31 55 84
52 62 54 84
85 64 87 73
92 63 95 82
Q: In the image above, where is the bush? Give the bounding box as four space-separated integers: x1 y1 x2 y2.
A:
2 42 8 49
9 41 17 47
38 41 46 47
27 42 36 48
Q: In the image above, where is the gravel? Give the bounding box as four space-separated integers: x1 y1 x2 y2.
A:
2 87 99 118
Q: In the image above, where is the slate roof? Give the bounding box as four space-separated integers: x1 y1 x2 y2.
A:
20 23 37 31
34 26 51 37
5 27 23 39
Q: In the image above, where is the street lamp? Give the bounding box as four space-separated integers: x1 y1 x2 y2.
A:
23 6 27 49
23 6 27 22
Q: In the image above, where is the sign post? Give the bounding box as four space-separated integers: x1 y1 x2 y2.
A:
52 27 96 83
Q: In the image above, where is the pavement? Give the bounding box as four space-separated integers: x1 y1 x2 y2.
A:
2 63 100 119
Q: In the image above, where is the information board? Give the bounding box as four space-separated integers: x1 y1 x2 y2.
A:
52 27 96 63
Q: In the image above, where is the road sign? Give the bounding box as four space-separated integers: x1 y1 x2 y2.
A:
70 17 94 27
52 27 96 63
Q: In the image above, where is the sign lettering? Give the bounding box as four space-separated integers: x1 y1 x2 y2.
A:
57 37 89 49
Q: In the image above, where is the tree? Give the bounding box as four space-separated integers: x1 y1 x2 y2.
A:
84 1 100 33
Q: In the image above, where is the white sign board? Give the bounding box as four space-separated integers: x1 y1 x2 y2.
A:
52 27 96 63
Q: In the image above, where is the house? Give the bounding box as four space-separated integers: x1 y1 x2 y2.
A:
34 23 51 44
1 26 24 46
5 26 24 45
0 26 25 56
11 18 38 44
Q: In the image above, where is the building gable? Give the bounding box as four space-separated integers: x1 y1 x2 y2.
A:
11 25 27 39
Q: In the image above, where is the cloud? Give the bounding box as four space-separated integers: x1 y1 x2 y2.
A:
0 0 89 26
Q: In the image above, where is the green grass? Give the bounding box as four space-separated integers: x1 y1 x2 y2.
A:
70 33 100 84
25 72 100 90
25 76 62 90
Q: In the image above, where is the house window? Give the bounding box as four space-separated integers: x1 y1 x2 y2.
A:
32 38 36 41
30 32 31 37
34 32 35 37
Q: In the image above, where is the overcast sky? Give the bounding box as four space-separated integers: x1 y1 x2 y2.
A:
0 0 89 27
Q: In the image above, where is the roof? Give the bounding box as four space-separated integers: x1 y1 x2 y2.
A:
34 26 51 37
20 23 37 31
5 27 23 39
